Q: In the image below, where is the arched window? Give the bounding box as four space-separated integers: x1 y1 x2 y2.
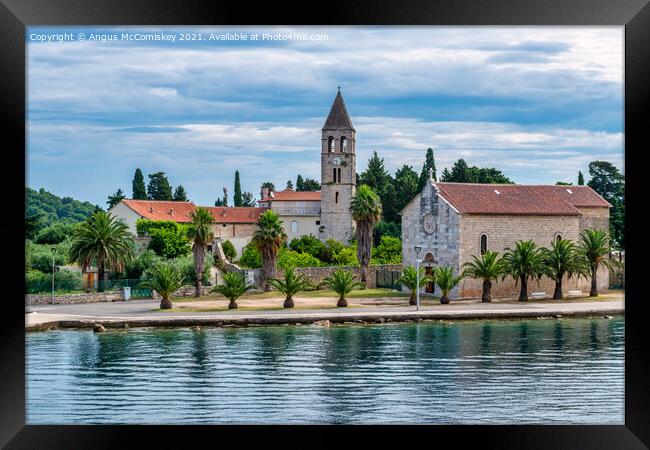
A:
340 136 347 152
335 192 339 204
555 234 563 243
328 136 334 153
291 221 298 233
337 168 342 183
480 234 488 255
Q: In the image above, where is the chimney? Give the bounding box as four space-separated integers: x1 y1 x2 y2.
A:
149 207 154 213
262 187 269 199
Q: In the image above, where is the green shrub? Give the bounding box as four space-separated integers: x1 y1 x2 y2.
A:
371 235 402 264
164 254 212 286
123 249 162 279
135 219 178 237
222 240 237 262
333 246 358 266
26 269 83 294
289 234 326 256
373 220 400 246
277 248 321 269
26 242 67 273
238 241 262 268
147 226 191 259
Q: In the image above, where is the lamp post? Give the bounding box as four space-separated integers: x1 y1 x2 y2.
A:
414 245 422 311
50 247 56 305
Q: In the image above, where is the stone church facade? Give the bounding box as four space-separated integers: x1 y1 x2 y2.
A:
401 174 611 299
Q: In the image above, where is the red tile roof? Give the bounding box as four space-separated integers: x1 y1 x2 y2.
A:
121 199 197 222
259 189 321 203
434 183 610 216
120 200 267 224
204 207 266 224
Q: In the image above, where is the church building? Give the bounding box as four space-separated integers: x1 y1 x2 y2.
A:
401 171 611 299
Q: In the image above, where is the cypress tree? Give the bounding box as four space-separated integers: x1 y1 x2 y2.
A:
578 171 585 185
234 171 243 206
296 175 304 191
132 169 147 199
417 148 437 192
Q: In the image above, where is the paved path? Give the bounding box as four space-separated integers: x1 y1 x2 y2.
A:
25 297 624 330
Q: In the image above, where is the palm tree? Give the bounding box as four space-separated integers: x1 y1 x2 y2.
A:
252 210 287 291
268 267 313 308
434 266 463 304
396 266 432 305
213 271 256 309
187 207 214 297
69 210 135 291
139 262 185 310
320 269 365 307
542 239 589 299
462 250 506 303
503 240 545 301
579 229 618 297
350 185 382 287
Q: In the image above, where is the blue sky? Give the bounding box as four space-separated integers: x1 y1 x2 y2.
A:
27 26 624 207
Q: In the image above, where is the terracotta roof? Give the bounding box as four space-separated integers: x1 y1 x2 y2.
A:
204 207 266 224
432 183 610 216
259 189 321 203
322 89 354 130
121 199 197 222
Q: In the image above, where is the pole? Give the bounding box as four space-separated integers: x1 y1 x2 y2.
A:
416 257 420 311
51 249 55 305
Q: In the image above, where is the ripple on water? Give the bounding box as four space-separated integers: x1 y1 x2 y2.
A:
26 317 624 424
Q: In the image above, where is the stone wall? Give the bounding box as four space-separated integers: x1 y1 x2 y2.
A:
294 264 401 289
153 285 214 300
577 206 610 233
27 290 125 305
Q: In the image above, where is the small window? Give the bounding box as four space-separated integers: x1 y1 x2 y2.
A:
480 234 488 255
291 221 298 233
494 190 500 195
333 168 337 183
566 189 573 194
328 136 334 152
555 234 563 243
340 136 347 152
337 168 341 183
316 221 320 225
335 192 339 204
222 224 227 227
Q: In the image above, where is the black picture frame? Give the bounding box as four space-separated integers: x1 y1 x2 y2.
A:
2 0 647 447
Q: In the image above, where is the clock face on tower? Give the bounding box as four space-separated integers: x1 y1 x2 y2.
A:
422 213 436 235
332 156 341 166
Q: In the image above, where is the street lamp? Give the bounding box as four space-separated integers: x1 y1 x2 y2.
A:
50 247 56 305
414 245 422 311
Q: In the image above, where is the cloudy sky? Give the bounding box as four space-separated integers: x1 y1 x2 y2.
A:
27 26 624 207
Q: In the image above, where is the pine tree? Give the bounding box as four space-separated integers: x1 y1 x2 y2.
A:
296 175 304 191
359 151 390 191
132 169 147 199
173 185 188 201
147 172 173 200
242 192 255 207
107 189 126 208
222 187 229 207
441 168 452 181
301 178 321 191
233 170 243 207
578 171 585 185
417 148 437 192
286 180 294 190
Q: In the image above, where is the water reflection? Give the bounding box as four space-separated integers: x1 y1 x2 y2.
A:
27 317 625 425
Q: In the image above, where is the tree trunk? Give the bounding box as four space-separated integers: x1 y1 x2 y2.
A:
519 276 528 301
356 220 372 288
553 274 563 300
482 279 492 303
409 291 416 306
160 297 172 310
228 300 238 309
194 243 205 297
590 264 598 297
284 296 294 308
97 261 105 292
337 296 348 307
440 294 449 304
262 247 277 292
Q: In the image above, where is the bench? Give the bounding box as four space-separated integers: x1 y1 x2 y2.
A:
567 290 583 297
530 292 549 299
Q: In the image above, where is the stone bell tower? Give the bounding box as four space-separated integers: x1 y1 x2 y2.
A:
320 88 356 243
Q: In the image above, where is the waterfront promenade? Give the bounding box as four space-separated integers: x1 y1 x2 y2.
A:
25 291 624 330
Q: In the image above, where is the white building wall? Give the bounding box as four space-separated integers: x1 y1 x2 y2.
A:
108 202 142 234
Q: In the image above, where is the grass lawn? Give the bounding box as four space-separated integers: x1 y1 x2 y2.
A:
156 304 364 312
171 288 410 302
